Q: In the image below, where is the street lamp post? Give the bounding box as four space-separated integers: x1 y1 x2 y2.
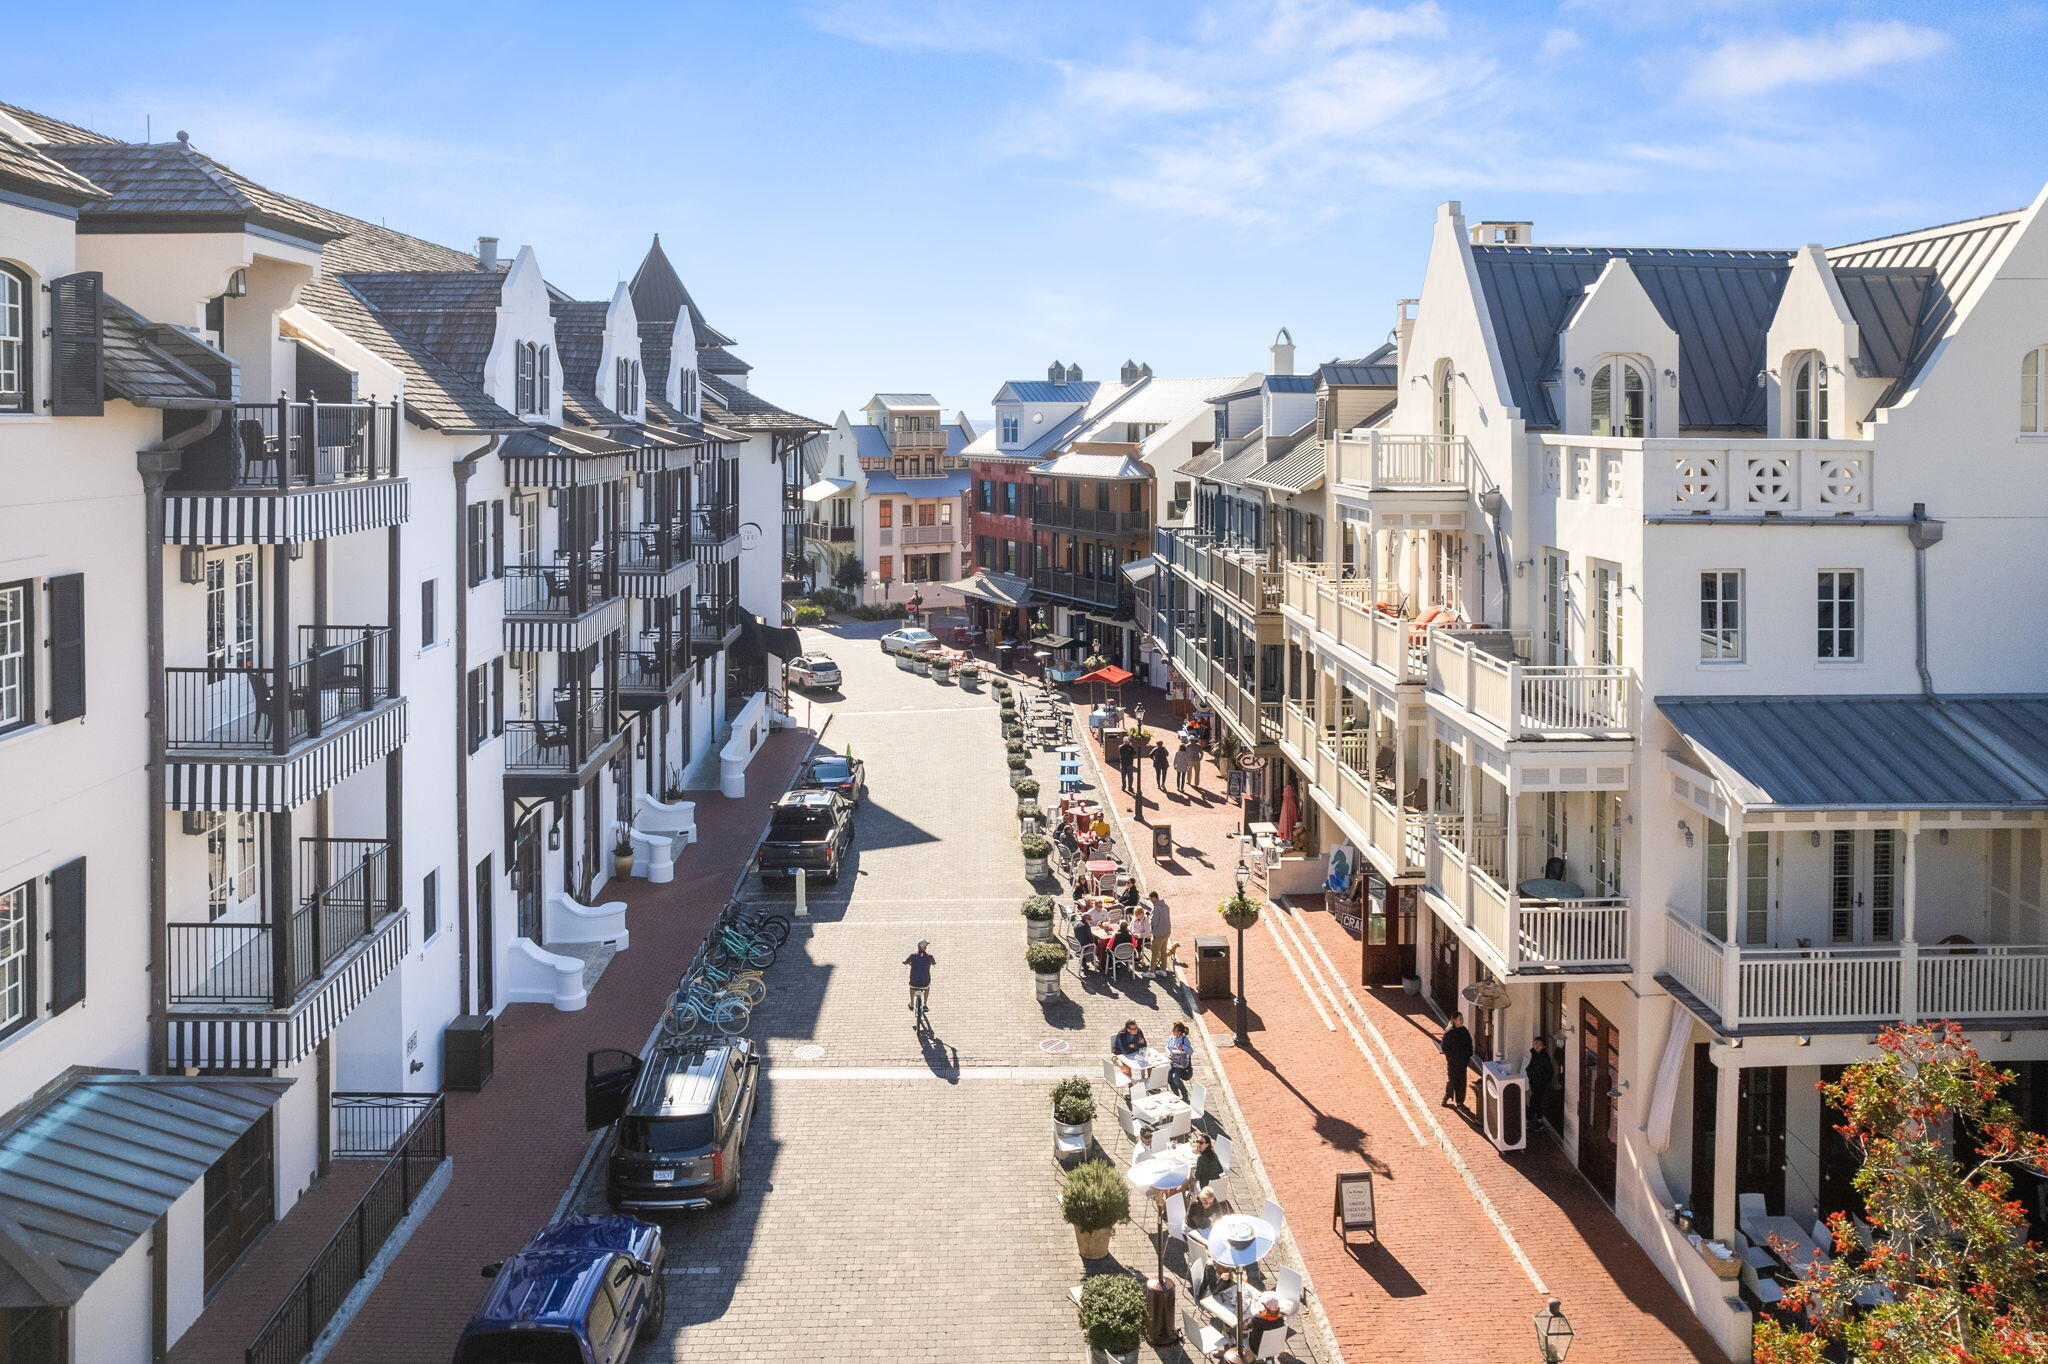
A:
1532 1298 1574 1364
1232 859 1252 1046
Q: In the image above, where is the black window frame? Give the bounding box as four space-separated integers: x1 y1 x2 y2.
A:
0 262 29 414
0 577 34 737
420 579 437 650
422 868 440 941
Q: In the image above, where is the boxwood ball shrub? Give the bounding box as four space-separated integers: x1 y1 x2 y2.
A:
1021 893 1057 921
791 603 826 627
1007 754 1029 771
1061 1161 1131 1233
1078 1274 1146 1355
1021 832 1053 861
1026 939 1068 973
1013 776 1041 799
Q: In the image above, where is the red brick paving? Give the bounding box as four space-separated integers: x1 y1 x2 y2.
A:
324 726 812 1364
1078 684 1727 1364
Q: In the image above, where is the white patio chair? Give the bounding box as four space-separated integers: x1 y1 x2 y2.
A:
1164 1192 1188 1241
1259 1198 1286 1235
1110 941 1138 978
1255 1323 1292 1359
1103 1056 1134 1092
1181 1310 1229 1361
1188 1248 1212 1300
1274 1265 1305 1316
1214 1132 1233 1174
1187 1079 1209 1123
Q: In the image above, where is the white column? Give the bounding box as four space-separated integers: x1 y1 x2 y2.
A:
1899 812 1919 1020
1721 823 1745 1027
1713 1053 1740 1243
1504 783 1523 970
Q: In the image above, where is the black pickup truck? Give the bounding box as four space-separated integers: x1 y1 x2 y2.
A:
755 789 855 884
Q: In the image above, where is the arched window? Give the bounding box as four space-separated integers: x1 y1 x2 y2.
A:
1789 352 1829 439
1433 358 1455 436
1589 357 1647 437
681 367 699 417
514 341 537 414
0 263 29 414
2022 346 2048 433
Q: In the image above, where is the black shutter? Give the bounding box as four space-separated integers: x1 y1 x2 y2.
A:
45 574 84 723
47 273 104 417
465 667 482 752
491 656 504 736
491 500 506 578
48 857 85 1014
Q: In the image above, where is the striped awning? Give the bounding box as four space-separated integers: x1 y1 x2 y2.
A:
502 598 629 653
502 427 634 488
163 480 410 546
166 700 408 812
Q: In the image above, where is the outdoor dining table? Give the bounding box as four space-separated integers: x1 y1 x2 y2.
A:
1117 1045 1170 1087
1203 1214 1279 1360
1132 1088 1193 1140
1128 1155 1193 1278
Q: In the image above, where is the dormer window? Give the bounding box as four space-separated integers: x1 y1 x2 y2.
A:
1433 358 1455 436
2022 346 2048 432
1000 414 1019 444
615 357 641 414
1589 357 1647 437
1789 352 1829 439
681 368 700 417
0 264 27 413
514 341 539 414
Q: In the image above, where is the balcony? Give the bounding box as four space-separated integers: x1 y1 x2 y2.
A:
164 401 407 545
502 556 627 652
1278 700 1426 876
1034 497 1148 537
1662 909 2048 1030
1157 528 1279 616
613 524 693 599
504 694 621 794
1279 562 1425 684
1424 817 1631 973
619 639 692 708
1331 432 1470 493
891 524 958 546
1032 568 1124 611
168 838 396 1010
804 523 856 544
1166 632 1276 745
1535 434 1874 518
886 423 946 451
690 597 744 660
165 626 396 757
693 503 740 550
1427 629 1632 740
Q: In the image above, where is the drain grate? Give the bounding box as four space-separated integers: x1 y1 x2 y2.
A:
1038 1038 1072 1054
792 1043 827 1061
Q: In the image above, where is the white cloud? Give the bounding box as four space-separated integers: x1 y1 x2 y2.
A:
804 0 1027 54
1684 20 1952 100
1538 28 1584 61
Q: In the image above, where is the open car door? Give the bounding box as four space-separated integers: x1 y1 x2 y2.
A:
585 1048 643 1131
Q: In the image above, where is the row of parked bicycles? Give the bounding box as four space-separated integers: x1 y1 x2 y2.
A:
660 899 794 1039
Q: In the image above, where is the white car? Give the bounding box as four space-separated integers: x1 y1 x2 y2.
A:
879 627 938 658
788 654 842 689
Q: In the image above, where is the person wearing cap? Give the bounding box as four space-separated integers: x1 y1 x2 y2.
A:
1247 1297 1287 1354
904 940 936 1013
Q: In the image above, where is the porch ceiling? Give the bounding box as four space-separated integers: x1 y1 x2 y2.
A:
1659 695 2048 811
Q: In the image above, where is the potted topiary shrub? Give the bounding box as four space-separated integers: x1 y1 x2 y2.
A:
1007 753 1030 774
1006 739 1027 756
1061 1161 1130 1260
1022 893 1057 941
930 655 952 683
1017 800 1042 832
1021 832 1053 879
1077 1273 1147 1362
612 833 635 879
957 662 981 689
1026 939 1067 998
910 651 932 676
1014 776 1041 803
1051 1075 1095 1142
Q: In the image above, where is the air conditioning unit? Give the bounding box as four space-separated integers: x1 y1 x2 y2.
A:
1480 1061 1526 1153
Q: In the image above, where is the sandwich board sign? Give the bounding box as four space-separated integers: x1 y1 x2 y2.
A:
1333 1169 1377 1242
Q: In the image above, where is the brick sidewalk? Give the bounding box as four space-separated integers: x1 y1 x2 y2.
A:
324 726 813 1364
1078 684 1727 1364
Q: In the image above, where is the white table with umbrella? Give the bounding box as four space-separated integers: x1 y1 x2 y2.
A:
1203 1213 1278 1361
1127 1153 1193 1278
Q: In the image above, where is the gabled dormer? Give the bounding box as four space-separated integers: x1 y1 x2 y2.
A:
480 247 559 424
592 282 644 423
1553 258 1679 439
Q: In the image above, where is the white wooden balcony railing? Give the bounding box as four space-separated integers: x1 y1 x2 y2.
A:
1279 563 1426 683
1278 700 1425 875
1425 814 1631 971
1428 630 1632 739
1661 908 2048 1028
1535 434 1875 517
1332 432 1471 491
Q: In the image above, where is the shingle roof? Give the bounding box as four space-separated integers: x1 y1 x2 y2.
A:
101 296 232 403
301 276 520 431
1179 447 1224 478
0 100 117 146
1661 695 2048 810
638 322 676 393
1828 210 2024 403
42 139 339 242
628 234 734 348
0 132 108 207
697 344 751 375
549 299 609 394
560 385 626 428
701 373 826 434
1470 245 1793 432
339 271 502 379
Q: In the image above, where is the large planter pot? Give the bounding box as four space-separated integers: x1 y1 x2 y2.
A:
612 852 634 879
1054 1117 1092 1143
1034 971 1062 1001
1092 1350 1137 1364
1024 854 1049 879
1074 1226 1114 1260
1026 917 1053 941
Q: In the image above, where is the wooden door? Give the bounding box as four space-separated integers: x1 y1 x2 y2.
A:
203 1112 274 1290
1429 916 1460 1017
1577 999 1619 1203
1737 1066 1787 1215
1361 879 1414 986
513 824 542 941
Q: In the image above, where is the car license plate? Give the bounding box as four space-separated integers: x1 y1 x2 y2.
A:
652 1169 675 1182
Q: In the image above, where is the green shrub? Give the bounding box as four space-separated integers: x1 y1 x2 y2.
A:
1017 801 1042 823
849 602 908 621
792 604 826 627
1051 1075 1093 1108
1078 1274 1146 1354
808 587 854 612
1218 893 1264 931
1022 894 1058 921
1021 833 1052 860
1006 739 1026 755
1014 777 1041 799
1026 940 1068 974
1061 1161 1131 1233
1007 754 1029 770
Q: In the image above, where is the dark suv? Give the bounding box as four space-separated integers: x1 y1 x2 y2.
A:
585 1039 760 1212
755 788 855 883
452 1216 664 1363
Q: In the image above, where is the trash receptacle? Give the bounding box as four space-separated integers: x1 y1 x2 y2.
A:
1195 935 1230 999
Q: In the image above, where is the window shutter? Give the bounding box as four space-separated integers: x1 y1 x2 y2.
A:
539 347 552 411
48 857 85 1014
47 273 104 417
491 500 506 578
45 573 85 723
491 657 504 736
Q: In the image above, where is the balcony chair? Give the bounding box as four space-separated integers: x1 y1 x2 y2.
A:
234 418 280 487
244 668 313 739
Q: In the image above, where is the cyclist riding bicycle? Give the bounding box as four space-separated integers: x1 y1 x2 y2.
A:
904 940 935 1017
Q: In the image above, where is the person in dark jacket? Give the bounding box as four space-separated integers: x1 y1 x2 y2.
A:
1117 737 1138 791
1149 743 1169 789
1524 1035 1556 1130
1441 1015 1475 1109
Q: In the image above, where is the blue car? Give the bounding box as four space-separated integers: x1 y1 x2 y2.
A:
452 1216 665 1363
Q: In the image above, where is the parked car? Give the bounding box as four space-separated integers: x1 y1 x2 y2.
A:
787 654 842 690
879 627 938 657
586 1039 760 1211
452 1216 665 1364
795 751 866 804
755 789 855 883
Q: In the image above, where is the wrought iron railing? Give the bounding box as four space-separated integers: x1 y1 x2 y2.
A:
181 399 402 493
1031 568 1122 609
1033 497 1148 536
168 839 392 1007
613 524 691 575
502 553 617 616
693 503 740 546
164 627 393 754
504 694 615 772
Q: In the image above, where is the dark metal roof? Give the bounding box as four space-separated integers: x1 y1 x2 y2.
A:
0 132 108 207
303 276 520 432
102 296 231 402
503 424 637 460
627 234 734 348
0 1070 290 1307
1660 695 2048 810
1318 350 1398 387
43 140 339 242
1828 211 2023 403
1266 374 1318 393
1471 245 1793 432
1833 268 1934 381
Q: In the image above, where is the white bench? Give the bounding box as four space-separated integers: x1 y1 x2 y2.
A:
546 892 630 951
503 938 587 1011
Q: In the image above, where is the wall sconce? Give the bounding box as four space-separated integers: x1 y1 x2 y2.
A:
636 733 650 759
547 822 561 851
1809 830 1822 848
1677 820 1694 848
178 546 208 584
546 488 560 508
1938 829 1950 846
224 267 248 298
1662 369 1677 388
285 542 304 561
1571 366 1586 384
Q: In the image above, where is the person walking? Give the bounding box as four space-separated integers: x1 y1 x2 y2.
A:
904 940 936 1017
1165 1020 1194 1099
1117 737 1138 792
1146 890 1173 971
1171 741 1194 792
1149 742 1169 791
1524 1034 1556 1131
1440 1014 1474 1109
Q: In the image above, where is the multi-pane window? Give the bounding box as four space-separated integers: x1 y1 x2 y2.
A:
537 345 552 412
0 581 29 734
2024 347 2048 433
1817 569 1860 661
1433 358 1455 436
0 879 30 1038
1590 358 1647 437
1590 560 1624 667
514 342 537 413
0 264 27 413
999 414 1019 444
1703 822 1729 941
877 501 892 529
205 552 259 670
422 869 440 940
615 358 641 414
1699 571 1742 661
1790 353 1830 438
204 812 260 920
681 368 699 416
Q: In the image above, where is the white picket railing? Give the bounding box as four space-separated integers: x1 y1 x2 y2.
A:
1517 901 1630 968
1429 631 1632 738
1333 432 1471 490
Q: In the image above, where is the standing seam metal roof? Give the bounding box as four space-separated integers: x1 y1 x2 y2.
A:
1827 211 2023 403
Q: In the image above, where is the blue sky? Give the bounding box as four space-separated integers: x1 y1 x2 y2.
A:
9 1 2046 425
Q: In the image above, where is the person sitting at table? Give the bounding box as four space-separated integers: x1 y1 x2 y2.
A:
1165 1021 1195 1099
1247 1298 1287 1354
1110 1019 1149 1075
1118 879 1141 908
1188 1131 1224 1199
1090 813 1113 842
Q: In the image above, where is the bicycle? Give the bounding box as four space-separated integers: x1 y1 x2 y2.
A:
723 902 792 947
706 922 776 968
694 958 767 1007
663 980 750 1039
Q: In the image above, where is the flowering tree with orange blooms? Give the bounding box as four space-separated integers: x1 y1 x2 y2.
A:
1753 1022 2048 1364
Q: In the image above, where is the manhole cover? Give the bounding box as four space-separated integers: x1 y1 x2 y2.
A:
1039 1038 1072 1054
792 1043 826 1061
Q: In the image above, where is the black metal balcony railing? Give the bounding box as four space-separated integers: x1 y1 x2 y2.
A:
693 503 740 545
1031 568 1124 609
502 554 617 617
804 523 856 544
168 838 392 1008
248 1095 445 1364
1033 496 1149 537
179 400 402 494
165 626 394 755
613 524 691 574
620 640 691 693
504 694 615 773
